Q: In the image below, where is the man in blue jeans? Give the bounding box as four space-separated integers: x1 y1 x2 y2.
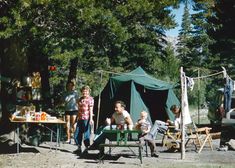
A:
88 100 133 151
145 105 181 140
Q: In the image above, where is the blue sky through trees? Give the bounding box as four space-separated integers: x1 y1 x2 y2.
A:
166 3 194 37
165 4 184 37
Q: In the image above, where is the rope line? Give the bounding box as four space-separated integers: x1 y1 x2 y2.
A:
188 71 224 80
96 70 173 84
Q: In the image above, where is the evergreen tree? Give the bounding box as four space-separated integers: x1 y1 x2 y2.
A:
189 0 217 109
177 0 193 70
160 42 180 83
207 0 235 77
190 0 214 68
0 0 181 120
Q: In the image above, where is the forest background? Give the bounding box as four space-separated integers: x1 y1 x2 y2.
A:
1 0 235 124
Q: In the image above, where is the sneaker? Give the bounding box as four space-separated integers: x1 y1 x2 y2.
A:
217 145 228 151
73 145 82 155
88 143 98 150
151 152 159 157
83 147 89 155
65 139 71 144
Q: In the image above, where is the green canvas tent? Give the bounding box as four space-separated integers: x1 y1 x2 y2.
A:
94 67 180 127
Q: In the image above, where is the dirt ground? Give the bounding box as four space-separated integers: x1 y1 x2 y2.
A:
1 139 235 168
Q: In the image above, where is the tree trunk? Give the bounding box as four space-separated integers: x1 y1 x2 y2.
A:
0 37 28 133
67 57 79 83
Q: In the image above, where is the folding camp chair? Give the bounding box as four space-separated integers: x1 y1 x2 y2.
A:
162 122 213 153
162 126 181 150
185 123 213 153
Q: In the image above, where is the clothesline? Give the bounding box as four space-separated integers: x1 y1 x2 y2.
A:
97 67 233 82
187 71 224 80
96 69 150 76
95 70 124 75
96 69 159 83
186 67 233 81
95 69 175 84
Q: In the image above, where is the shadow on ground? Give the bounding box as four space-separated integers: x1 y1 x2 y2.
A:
37 145 71 153
0 143 39 154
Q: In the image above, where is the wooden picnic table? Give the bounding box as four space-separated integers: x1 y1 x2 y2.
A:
99 127 143 164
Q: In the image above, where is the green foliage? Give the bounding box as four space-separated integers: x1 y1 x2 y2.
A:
0 0 184 113
158 42 180 83
190 0 214 68
207 0 235 77
177 1 193 69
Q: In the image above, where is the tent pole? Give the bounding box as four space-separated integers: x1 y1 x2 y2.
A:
180 67 186 160
96 70 103 130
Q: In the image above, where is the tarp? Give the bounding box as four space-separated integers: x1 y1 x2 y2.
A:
94 67 180 127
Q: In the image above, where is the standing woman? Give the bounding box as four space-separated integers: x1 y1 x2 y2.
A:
74 85 94 155
63 81 79 143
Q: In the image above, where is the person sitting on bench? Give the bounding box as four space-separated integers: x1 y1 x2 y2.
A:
135 111 159 157
85 100 133 152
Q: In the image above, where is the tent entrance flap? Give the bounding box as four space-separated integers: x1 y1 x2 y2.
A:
130 81 151 124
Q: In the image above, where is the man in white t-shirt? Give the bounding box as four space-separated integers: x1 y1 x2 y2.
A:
86 101 133 153
109 100 133 129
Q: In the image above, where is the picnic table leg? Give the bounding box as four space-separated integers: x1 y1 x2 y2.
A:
139 145 143 164
124 132 128 145
17 123 20 154
50 128 53 151
145 140 148 157
56 124 59 150
99 146 105 163
117 132 121 145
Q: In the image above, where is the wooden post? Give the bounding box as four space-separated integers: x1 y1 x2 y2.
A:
96 70 103 130
197 69 200 124
180 67 185 159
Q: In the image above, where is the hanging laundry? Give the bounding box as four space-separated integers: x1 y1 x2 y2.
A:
186 77 195 91
221 66 227 79
234 81 235 91
183 74 192 125
224 78 234 112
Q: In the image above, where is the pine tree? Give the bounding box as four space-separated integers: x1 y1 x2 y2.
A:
207 0 235 77
177 0 193 70
160 42 180 83
0 0 181 121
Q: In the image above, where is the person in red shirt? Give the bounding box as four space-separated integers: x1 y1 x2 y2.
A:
74 85 94 155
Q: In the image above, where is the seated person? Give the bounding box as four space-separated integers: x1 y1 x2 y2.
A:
86 100 133 151
107 100 133 129
11 106 30 120
135 111 159 157
145 105 181 140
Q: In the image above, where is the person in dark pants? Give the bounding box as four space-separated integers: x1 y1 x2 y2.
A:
135 111 159 157
73 86 94 155
88 100 133 150
145 105 181 141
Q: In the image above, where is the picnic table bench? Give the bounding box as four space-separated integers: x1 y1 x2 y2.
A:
98 128 143 164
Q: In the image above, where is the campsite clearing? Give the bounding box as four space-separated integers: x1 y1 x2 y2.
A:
1 139 235 168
